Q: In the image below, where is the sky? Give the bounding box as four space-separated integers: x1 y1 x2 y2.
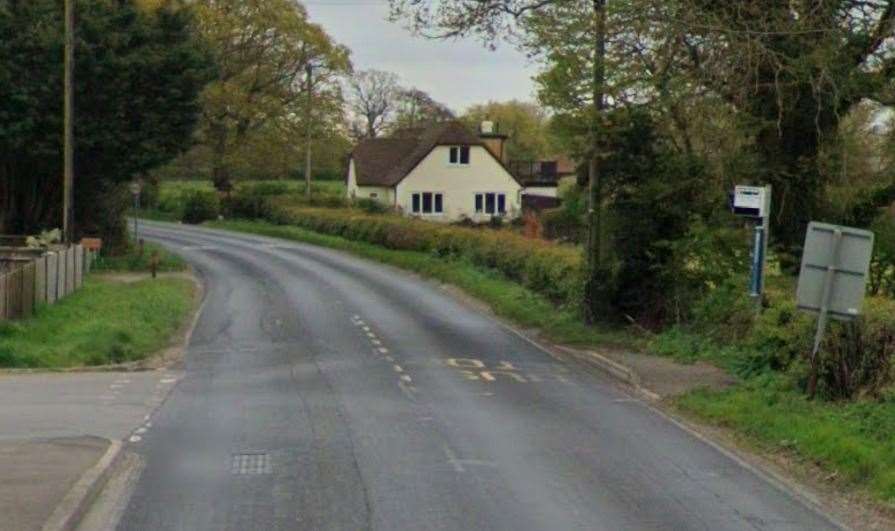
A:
302 0 540 114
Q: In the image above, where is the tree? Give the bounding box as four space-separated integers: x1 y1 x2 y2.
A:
391 88 455 130
348 69 400 139
0 0 214 249
462 100 551 161
650 0 895 250
194 0 350 191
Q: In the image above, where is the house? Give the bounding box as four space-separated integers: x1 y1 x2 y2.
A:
346 121 524 222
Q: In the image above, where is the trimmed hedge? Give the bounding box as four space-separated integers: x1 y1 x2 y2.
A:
273 203 586 308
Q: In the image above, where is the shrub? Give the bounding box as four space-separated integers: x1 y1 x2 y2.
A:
355 198 389 214
275 206 586 308
182 190 220 224
222 189 275 220
240 181 289 196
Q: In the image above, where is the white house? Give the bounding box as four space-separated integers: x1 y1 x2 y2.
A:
346 121 525 222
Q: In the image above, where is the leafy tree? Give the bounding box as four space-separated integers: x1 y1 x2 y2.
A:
462 100 551 161
0 0 214 249
348 69 401 139
655 0 895 249
390 88 455 130
193 0 351 191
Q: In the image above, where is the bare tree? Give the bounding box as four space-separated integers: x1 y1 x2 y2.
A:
348 69 400 138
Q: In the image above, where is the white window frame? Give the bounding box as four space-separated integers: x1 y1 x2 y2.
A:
448 146 471 166
411 192 445 216
474 192 508 216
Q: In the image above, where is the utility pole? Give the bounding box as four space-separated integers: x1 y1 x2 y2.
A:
304 64 313 200
63 0 75 244
585 0 607 322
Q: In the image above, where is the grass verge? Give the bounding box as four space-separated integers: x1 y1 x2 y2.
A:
93 240 186 273
0 277 195 368
676 377 895 502
206 219 636 348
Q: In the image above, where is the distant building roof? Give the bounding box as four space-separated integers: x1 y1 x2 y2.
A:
350 121 521 187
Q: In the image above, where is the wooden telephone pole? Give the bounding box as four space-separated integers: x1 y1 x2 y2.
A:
63 0 75 244
304 64 313 199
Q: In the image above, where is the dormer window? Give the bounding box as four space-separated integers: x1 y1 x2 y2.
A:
449 146 470 165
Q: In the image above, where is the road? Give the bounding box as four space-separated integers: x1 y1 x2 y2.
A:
117 220 841 531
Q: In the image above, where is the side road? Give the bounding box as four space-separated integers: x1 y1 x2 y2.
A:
0 274 202 531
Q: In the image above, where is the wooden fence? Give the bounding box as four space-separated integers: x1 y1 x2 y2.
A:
0 245 93 321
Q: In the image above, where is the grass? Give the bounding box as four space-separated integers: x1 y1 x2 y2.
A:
0 277 195 368
677 377 895 502
206 219 635 348
93 240 187 273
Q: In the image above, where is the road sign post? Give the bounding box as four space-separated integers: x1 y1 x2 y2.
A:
796 222 874 396
129 181 142 244
733 185 772 305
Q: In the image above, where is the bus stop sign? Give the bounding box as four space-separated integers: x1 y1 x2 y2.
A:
796 222 874 321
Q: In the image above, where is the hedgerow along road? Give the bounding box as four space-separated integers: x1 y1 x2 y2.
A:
116 220 842 531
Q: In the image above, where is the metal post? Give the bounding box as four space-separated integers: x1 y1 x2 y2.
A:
133 193 140 243
63 0 75 244
808 228 843 397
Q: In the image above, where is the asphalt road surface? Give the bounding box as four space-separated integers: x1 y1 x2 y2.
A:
118 221 841 531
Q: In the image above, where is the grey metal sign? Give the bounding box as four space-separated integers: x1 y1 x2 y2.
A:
796 222 874 321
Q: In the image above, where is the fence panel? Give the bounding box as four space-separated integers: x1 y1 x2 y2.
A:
0 273 7 320
21 263 35 317
8 268 22 319
35 256 47 306
65 248 74 297
46 253 58 305
74 245 83 289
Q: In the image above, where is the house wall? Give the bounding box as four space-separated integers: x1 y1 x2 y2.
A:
346 159 395 205
396 146 522 223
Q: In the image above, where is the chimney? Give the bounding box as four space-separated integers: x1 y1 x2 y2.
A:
479 121 509 163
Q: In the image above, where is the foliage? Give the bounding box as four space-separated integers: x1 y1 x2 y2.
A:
0 278 194 368
355 198 389 214
182 190 220 224
869 212 895 297
389 88 455 131
461 100 552 160
262 205 586 309
677 378 895 503
93 241 187 273
192 0 351 191
0 0 214 248
599 109 717 326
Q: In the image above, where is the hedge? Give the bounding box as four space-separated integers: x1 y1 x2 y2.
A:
272 202 586 308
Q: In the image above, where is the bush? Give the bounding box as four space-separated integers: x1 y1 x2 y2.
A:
222 189 275 220
355 198 389 214
182 190 220 224
240 181 290 196
273 205 586 308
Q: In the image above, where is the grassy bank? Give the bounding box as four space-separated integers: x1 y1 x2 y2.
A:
93 240 187 273
207 219 632 348
677 378 895 502
0 277 195 368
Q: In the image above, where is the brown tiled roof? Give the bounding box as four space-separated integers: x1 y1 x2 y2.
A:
351 121 490 187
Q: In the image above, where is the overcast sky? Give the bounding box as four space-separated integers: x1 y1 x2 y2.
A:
302 0 540 114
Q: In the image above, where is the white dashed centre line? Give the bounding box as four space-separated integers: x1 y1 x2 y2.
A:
393 365 404 373
378 348 389 354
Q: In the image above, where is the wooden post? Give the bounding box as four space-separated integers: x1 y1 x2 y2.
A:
63 0 75 243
